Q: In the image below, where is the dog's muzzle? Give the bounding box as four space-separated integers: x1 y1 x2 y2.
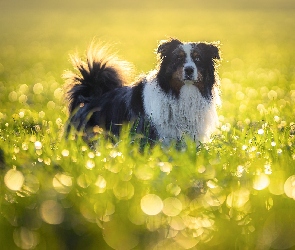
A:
184 66 197 82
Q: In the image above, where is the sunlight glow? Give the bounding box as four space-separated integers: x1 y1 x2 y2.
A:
34 141 42 150
253 173 270 190
226 188 250 208
85 160 95 169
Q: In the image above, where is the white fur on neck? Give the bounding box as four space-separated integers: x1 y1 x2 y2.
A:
143 76 219 144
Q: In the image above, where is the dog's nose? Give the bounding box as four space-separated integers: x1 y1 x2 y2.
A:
184 67 194 78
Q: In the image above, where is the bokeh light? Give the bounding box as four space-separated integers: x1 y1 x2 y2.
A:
253 173 270 190
162 197 183 216
226 188 250 209
13 227 39 250
52 173 73 194
141 194 163 216
40 200 64 225
103 216 139 250
284 175 295 200
4 169 25 191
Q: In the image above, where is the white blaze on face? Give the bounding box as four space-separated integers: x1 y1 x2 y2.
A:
181 43 198 83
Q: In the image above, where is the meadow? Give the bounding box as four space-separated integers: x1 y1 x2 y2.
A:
0 0 295 249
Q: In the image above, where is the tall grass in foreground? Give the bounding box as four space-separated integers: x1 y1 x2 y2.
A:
1 108 295 249
1 0 295 249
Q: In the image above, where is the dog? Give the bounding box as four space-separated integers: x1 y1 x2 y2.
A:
64 38 221 145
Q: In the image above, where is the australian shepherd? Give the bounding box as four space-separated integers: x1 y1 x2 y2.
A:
64 38 221 145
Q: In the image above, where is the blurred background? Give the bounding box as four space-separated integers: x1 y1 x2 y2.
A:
1 0 295 249
1 0 294 121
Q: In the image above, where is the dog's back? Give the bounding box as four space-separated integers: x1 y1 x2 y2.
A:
64 44 156 141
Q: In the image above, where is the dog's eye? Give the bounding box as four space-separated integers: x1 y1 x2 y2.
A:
192 52 200 62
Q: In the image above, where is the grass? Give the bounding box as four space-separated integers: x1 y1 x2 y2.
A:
1 0 295 249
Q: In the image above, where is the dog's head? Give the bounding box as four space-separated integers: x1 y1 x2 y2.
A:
156 38 220 99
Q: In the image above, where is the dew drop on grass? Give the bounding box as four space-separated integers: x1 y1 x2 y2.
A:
9 91 17 102
95 175 107 189
128 205 146 225
269 171 285 195
169 216 186 230
85 160 95 169
54 88 63 100
146 214 164 231
174 231 199 249
113 181 134 200
53 173 73 194
103 215 139 250
166 183 181 196
22 143 28 151
162 197 182 217
39 111 45 118
4 169 24 191
158 162 172 173
268 90 277 100
284 175 295 200
61 149 69 157
33 83 43 94
135 165 154 180
13 227 39 250
226 188 250 209
47 101 55 110
141 194 163 216
40 200 64 225
88 152 95 159
19 111 24 118
34 141 42 150
253 173 270 190
94 200 115 219
23 174 40 194
77 174 91 188
18 94 27 103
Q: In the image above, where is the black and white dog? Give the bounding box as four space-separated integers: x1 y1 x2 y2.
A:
65 38 221 145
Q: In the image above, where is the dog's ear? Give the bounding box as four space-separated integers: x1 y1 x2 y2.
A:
197 42 221 60
157 38 182 58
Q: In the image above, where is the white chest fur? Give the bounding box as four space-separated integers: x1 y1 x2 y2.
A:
143 79 218 144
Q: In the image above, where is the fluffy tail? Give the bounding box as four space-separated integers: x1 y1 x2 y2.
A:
64 43 133 113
